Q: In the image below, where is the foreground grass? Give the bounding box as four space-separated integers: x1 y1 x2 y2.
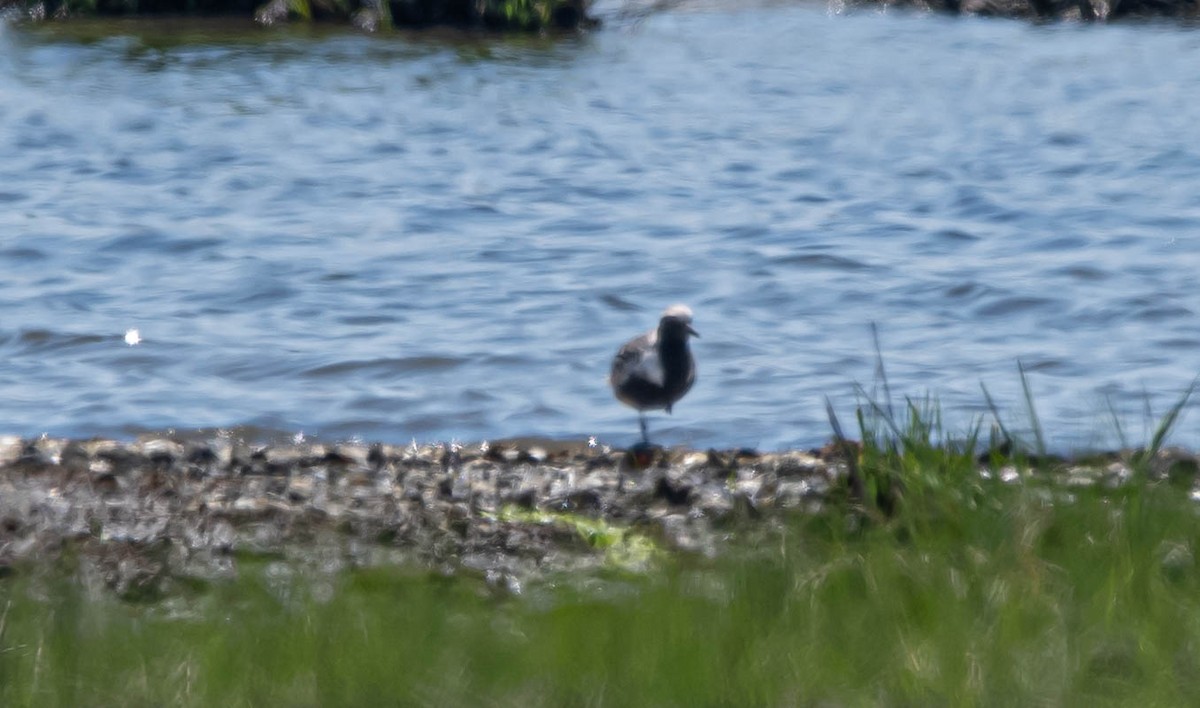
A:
3 470 1200 706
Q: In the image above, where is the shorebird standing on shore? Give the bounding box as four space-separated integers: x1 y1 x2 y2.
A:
610 304 698 445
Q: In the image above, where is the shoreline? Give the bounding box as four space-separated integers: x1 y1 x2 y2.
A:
0 435 840 593
1 433 1195 598
2 0 1197 32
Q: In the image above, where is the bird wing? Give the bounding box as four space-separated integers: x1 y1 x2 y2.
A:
611 332 664 388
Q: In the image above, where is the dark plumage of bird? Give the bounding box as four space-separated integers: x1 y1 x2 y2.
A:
610 304 698 445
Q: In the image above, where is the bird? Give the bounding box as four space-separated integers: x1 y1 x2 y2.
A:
610 304 698 445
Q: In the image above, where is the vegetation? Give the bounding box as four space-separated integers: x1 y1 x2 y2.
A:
0 0 593 31
3 369 1200 706
5 0 1197 29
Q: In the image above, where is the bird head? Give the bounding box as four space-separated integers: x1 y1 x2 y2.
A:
659 304 699 339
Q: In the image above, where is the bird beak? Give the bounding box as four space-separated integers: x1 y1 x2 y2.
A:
688 325 700 338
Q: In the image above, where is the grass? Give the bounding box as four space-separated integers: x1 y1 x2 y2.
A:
5 480 1200 706
2 371 1200 706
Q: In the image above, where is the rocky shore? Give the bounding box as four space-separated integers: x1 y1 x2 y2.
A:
3 0 1196 30
0 434 845 598
834 0 1197 21
2 434 1195 599
0 0 594 31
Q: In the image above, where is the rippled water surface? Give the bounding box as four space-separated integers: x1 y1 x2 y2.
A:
1 11 1198 451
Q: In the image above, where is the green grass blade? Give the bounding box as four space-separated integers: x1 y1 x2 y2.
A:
979 382 1011 444
1018 361 1046 459
870 322 895 422
1136 376 1197 467
1106 393 1129 450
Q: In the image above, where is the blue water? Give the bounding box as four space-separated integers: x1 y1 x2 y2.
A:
0 10 1198 451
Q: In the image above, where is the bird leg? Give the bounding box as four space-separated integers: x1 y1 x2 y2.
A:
639 412 649 445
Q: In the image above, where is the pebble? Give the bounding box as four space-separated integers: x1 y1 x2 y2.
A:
0 435 1194 597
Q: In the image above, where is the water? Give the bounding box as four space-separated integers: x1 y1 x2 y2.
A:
0 10 1198 452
